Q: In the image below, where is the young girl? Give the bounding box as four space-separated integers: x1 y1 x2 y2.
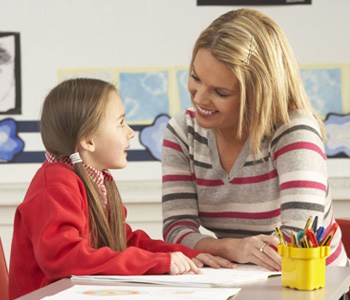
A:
9 78 233 299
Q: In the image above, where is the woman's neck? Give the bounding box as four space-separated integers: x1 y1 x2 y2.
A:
213 128 247 174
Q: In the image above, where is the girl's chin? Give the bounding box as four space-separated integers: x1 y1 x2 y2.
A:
111 163 128 170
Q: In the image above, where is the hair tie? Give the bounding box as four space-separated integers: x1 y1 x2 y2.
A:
70 152 82 165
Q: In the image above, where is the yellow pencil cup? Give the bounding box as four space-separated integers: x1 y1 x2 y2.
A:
277 244 330 291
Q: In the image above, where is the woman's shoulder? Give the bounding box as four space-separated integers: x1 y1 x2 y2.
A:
169 107 207 134
268 109 324 150
275 109 321 135
288 109 317 122
166 108 210 145
170 107 196 126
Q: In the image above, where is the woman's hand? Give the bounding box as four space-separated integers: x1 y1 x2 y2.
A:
220 234 281 271
192 253 236 269
169 252 201 275
195 235 281 271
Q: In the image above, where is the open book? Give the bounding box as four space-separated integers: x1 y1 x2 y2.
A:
72 264 281 288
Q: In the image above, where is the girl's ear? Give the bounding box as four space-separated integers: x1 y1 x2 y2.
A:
79 137 96 152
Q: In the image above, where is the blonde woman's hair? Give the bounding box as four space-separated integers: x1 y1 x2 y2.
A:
191 8 325 155
40 78 127 251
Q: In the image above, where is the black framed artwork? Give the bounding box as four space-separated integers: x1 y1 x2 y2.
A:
0 32 21 114
197 0 311 5
324 113 350 158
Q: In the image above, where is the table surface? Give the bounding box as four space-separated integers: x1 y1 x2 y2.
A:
17 266 350 300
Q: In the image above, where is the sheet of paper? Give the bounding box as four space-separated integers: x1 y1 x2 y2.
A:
42 284 241 300
72 264 281 287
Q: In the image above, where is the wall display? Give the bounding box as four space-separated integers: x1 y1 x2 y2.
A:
0 0 349 184
0 32 21 114
300 65 349 118
0 118 24 162
324 113 350 158
1 63 349 167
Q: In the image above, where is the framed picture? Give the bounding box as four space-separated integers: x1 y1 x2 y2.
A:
300 64 349 119
0 32 21 114
324 113 350 158
197 0 311 5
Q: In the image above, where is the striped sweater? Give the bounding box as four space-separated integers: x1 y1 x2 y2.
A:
162 107 348 266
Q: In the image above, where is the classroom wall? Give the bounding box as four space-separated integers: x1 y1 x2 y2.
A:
1 0 350 265
1 0 350 122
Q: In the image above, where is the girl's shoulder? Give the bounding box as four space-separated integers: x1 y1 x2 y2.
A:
41 161 78 181
23 162 83 201
18 162 87 214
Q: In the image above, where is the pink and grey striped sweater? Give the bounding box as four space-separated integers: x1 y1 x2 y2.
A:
162 107 348 266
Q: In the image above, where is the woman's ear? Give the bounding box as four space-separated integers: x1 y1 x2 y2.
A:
79 137 95 152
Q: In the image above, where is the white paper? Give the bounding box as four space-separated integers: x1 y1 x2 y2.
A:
42 284 241 300
72 264 280 288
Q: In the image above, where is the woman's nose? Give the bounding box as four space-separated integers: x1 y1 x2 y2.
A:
193 87 210 105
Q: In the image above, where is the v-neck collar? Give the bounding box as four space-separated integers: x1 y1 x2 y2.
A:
207 130 249 180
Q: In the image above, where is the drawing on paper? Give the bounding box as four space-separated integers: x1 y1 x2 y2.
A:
82 289 142 296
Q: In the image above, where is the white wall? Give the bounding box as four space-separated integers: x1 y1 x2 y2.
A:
1 0 350 266
1 0 349 122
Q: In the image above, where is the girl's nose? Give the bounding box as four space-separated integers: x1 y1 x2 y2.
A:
128 125 135 139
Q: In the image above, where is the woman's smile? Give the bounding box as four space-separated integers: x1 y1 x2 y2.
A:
196 104 218 117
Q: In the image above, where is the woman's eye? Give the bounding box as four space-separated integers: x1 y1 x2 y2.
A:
216 90 230 97
190 73 200 81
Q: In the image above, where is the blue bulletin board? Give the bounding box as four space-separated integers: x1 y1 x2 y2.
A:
1 64 350 166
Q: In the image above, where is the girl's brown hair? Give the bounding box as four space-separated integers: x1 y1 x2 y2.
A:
40 78 126 251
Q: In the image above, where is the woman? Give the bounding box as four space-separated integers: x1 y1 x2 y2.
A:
161 8 348 271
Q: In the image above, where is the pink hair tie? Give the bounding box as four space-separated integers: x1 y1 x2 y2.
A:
70 152 82 165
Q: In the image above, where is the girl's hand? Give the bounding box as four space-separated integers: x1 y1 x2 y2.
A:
169 252 201 275
192 253 236 269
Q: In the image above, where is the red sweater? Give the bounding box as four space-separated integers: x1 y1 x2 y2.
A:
9 162 200 299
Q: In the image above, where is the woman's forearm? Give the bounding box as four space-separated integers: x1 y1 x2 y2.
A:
194 236 240 260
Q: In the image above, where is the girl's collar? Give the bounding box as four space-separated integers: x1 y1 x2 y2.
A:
45 152 113 206
45 152 113 182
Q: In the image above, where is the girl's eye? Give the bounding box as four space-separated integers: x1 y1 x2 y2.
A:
118 119 125 127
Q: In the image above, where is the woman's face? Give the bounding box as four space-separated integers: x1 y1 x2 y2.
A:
188 48 241 133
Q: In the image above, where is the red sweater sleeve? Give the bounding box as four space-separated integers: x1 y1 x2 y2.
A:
126 224 200 258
